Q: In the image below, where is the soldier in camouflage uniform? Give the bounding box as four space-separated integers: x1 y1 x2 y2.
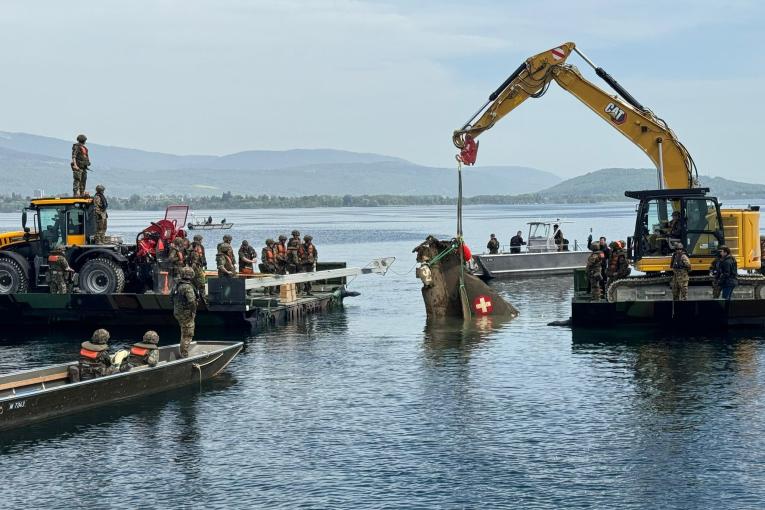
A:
127 330 160 368
93 184 108 244
301 235 318 295
79 328 114 380
48 247 74 294
216 243 236 277
217 234 233 254
238 240 257 274
586 242 604 300
189 240 207 297
275 235 288 274
193 234 207 268
670 242 691 301
286 230 302 274
172 267 198 358
71 134 90 197
606 240 631 282
710 251 722 299
167 237 186 279
260 239 277 295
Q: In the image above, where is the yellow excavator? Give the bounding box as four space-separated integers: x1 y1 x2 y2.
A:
453 42 763 301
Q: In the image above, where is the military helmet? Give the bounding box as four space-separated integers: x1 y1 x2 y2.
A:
241 240 249 247
278 235 287 241
223 234 232 242
193 234 203 242
91 328 110 344
180 266 195 279
590 242 600 251
142 330 160 345
674 242 684 250
173 237 184 247
95 184 105 192
76 134 87 143
292 230 300 236
266 238 274 245
304 235 313 241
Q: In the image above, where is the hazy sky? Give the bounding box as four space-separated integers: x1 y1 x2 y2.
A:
1 0 762 180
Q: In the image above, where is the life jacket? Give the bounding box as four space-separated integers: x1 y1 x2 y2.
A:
171 280 200 304
48 255 60 264
264 247 275 262
80 348 99 359
95 191 108 210
130 346 149 357
276 243 287 257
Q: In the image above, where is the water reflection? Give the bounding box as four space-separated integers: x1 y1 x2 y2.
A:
421 316 512 364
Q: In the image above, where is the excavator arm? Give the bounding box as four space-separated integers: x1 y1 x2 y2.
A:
453 42 696 190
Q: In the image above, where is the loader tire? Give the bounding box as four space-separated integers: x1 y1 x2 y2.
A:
79 257 126 294
0 257 29 294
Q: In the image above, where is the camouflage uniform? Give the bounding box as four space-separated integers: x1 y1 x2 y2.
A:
671 245 691 301
301 235 318 295
217 234 233 256
167 238 186 279
238 240 257 273
487 236 499 254
606 242 631 281
586 243 603 300
275 235 288 275
193 234 207 268
286 230 302 274
189 241 207 296
260 240 277 295
127 330 160 368
71 134 90 197
79 328 113 380
216 244 236 277
172 267 198 358
710 254 722 299
93 185 108 244
48 248 73 294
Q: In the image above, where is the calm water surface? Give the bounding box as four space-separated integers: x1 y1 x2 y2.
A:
0 204 764 509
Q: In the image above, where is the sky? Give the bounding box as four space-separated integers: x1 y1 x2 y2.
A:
0 0 763 181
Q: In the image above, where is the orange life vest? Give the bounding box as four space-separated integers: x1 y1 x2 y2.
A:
130 346 149 356
264 248 275 262
48 255 59 264
80 348 99 359
276 244 286 255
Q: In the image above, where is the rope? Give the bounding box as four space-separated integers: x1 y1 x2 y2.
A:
192 352 224 390
455 158 471 318
426 243 457 267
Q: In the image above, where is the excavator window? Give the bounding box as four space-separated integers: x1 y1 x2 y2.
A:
38 206 66 249
640 199 675 256
684 198 722 257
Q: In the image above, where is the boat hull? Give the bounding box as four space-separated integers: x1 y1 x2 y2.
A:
0 341 242 431
474 251 589 279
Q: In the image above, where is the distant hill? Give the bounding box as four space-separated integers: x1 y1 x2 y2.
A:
539 168 765 201
0 131 561 197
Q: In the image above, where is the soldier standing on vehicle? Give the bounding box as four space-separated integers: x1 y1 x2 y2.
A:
301 235 318 296
216 243 236 277
193 234 207 268
287 230 302 274
126 330 160 368
238 240 257 274
168 237 186 279
71 134 90 197
93 184 108 244
172 267 198 358
487 234 499 254
189 240 207 297
670 242 691 301
275 235 288 274
586 243 604 300
48 246 74 294
79 328 114 379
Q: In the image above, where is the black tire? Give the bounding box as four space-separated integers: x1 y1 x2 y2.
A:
0 257 29 294
79 257 126 294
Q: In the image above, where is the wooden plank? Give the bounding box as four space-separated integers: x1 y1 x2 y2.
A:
0 372 69 392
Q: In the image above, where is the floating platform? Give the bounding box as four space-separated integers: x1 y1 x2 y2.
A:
570 269 765 328
0 261 394 335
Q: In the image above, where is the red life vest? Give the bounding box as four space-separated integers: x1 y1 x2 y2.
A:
48 255 59 264
276 244 286 255
130 346 149 357
264 248 275 262
80 348 99 359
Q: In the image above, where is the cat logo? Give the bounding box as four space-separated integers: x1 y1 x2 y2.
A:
605 102 626 125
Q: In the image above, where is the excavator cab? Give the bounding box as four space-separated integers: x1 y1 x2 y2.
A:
627 188 724 272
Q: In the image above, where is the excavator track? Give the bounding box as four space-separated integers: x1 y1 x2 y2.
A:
607 273 765 302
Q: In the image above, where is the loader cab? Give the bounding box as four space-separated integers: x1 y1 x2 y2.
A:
26 198 95 253
627 188 724 272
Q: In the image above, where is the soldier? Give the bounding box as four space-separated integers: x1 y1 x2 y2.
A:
172 267 198 358
260 239 277 295
710 251 722 299
71 134 91 197
93 184 108 244
301 235 318 295
606 240 631 282
216 243 236 277
167 237 186 279
182 237 192 264
510 231 526 254
487 234 499 254
287 230 302 274
217 234 233 253
79 328 114 380
193 234 207 268
670 242 691 301
238 240 257 274
189 239 207 297
586 242 604 300
126 330 160 368
48 247 74 294
718 245 738 301
275 235 288 274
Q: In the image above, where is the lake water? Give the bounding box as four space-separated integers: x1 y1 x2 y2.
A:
1 204 764 509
